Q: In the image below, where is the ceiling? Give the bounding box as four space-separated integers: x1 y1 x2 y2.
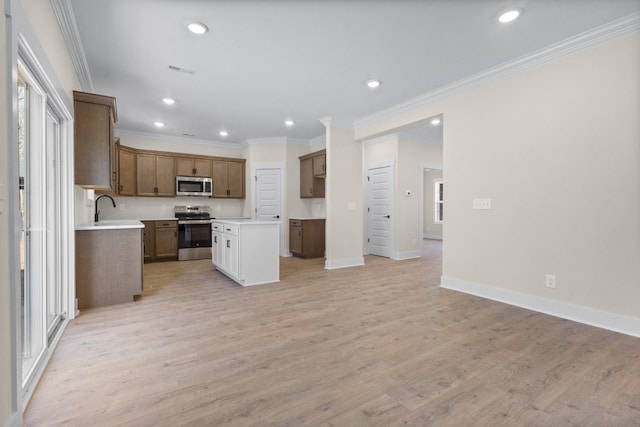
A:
63 0 640 146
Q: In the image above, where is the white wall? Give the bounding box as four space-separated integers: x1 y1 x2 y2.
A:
396 138 442 256
356 33 640 334
325 121 363 268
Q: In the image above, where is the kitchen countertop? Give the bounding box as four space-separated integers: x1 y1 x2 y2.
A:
213 218 279 226
76 219 144 231
288 217 326 220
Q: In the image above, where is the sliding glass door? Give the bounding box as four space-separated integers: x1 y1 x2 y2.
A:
18 62 65 389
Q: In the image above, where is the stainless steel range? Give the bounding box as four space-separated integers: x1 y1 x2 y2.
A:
175 205 212 261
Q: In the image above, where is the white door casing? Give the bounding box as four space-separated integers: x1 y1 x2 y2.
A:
367 164 394 258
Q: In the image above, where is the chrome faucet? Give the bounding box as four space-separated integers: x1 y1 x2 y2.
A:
94 194 116 223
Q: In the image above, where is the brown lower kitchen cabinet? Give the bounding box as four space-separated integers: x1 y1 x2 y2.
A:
289 218 325 258
75 227 143 309
142 220 178 262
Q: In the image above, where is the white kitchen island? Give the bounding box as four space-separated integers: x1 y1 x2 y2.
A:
212 219 280 286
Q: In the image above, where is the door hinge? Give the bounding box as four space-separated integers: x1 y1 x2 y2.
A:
367 176 370 181
255 176 258 181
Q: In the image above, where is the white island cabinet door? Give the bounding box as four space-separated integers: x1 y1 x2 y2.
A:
211 222 223 266
226 234 239 278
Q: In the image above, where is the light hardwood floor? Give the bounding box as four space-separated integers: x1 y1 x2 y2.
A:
25 240 640 426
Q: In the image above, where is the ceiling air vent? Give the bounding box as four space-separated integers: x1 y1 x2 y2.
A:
168 65 195 75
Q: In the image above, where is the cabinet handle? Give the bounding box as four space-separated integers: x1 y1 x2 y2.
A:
214 236 217 243
192 168 196 175
298 230 301 237
226 240 230 248
119 184 123 192
154 186 158 193
227 189 230 196
309 187 313 195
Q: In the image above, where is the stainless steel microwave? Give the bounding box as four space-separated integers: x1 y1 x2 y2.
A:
176 176 212 197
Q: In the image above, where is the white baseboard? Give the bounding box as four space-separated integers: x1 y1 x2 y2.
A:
423 234 443 240
441 276 640 338
325 257 365 270
5 411 21 427
393 250 423 260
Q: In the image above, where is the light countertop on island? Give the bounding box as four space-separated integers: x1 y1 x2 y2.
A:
288 217 326 220
76 219 144 231
213 218 278 226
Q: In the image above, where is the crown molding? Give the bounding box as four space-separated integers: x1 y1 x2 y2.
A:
51 0 94 92
115 129 242 150
319 116 354 130
242 137 312 148
355 12 640 131
309 134 326 146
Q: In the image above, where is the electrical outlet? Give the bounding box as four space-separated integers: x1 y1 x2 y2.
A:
545 274 556 289
473 198 492 209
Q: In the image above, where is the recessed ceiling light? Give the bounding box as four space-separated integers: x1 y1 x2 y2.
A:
284 120 294 127
154 121 165 128
162 98 175 105
431 118 441 126
219 130 228 137
187 22 209 35
367 80 381 89
498 8 521 23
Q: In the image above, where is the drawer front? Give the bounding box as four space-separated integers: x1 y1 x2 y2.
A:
223 224 239 235
156 220 177 229
289 219 302 227
211 222 223 232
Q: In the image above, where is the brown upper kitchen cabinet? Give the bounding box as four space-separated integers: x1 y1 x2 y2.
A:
136 153 176 197
313 150 326 177
117 144 136 196
212 160 245 198
176 157 212 177
299 150 325 198
74 91 117 190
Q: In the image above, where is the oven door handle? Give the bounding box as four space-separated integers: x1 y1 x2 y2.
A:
178 219 212 225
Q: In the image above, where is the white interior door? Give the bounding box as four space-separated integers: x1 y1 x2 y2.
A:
255 168 282 221
255 167 283 254
367 165 393 257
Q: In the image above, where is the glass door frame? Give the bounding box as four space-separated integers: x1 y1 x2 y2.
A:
16 35 75 408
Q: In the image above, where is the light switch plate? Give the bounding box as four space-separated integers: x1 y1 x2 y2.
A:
473 198 491 209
